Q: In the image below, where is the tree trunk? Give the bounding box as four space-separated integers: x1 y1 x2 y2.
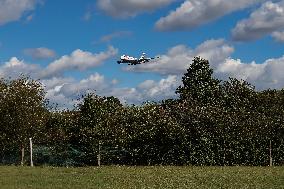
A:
21 146 24 166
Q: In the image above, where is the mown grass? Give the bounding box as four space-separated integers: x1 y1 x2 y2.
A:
0 166 283 189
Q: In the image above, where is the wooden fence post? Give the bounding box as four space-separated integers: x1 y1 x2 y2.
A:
29 138 33 167
98 141 101 166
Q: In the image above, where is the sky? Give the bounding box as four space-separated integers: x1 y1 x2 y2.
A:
0 0 284 109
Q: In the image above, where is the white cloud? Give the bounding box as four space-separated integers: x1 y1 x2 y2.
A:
59 73 106 98
25 14 34 22
0 46 119 109
216 58 266 82
0 46 117 80
124 39 234 75
40 46 118 78
111 79 119 85
0 0 39 25
124 38 284 91
83 3 97 21
83 10 92 21
42 77 76 109
2 43 284 109
216 56 284 90
41 77 75 91
155 0 261 31
138 75 179 99
272 31 284 42
100 31 132 43
30 53 284 109
0 57 39 78
24 47 56 59
97 0 175 18
107 75 179 104
232 1 284 41
42 74 106 110
42 53 284 109
2 53 284 109
41 73 179 109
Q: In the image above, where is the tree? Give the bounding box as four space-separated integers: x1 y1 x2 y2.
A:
218 78 257 165
75 94 123 165
0 79 11 163
174 57 223 165
176 56 221 105
256 89 284 165
0 77 47 165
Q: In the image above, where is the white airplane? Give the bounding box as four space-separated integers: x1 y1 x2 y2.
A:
117 53 159 65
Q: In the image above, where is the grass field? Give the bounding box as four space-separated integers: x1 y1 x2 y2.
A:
0 166 283 189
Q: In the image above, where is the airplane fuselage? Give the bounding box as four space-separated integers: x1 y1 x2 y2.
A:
117 53 157 65
117 58 151 65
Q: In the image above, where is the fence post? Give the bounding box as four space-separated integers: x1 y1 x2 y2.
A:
29 138 33 167
98 141 101 166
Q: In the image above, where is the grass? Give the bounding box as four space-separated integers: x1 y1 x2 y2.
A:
0 166 283 189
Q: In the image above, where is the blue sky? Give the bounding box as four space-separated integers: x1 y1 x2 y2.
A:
0 0 284 108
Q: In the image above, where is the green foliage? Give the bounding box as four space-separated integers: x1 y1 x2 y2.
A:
74 94 123 165
176 56 221 105
1 57 284 166
0 76 47 165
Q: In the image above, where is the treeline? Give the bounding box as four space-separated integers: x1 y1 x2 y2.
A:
0 57 283 166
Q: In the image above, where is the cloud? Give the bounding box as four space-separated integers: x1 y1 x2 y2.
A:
100 75 179 104
83 3 97 21
42 77 76 109
216 58 266 82
137 75 179 99
20 52 284 109
124 38 284 91
2 53 284 109
25 14 34 22
41 77 74 93
23 47 56 60
40 46 118 78
0 0 39 25
46 74 106 109
2 42 284 109
93 31 133 45
0 57 40 78
83 11 92 21
59 73 107 99
216 56 284 90
272 31 284 42
99 31 132 43
155 0 261 31
0 46 118 80
97 0 176 18
10 52 284 109
0 47 119 109
232 1 284 41
124 39 234 75
42 73 179 109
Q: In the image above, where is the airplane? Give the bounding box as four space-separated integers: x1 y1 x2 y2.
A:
117 53 159 65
